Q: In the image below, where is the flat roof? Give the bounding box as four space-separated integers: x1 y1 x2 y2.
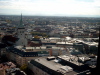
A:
32 57 77 75
35 57 61 71
84 42 98 46
26 46 62 50
58 55 84 66
56 42 73 45
0 62 16 71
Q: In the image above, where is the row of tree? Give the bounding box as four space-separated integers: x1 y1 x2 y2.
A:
30 32 49 38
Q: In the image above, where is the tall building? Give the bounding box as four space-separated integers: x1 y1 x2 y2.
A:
15 14 27 46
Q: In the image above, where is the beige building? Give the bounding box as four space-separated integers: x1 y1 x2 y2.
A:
6 50 39 66
6 46 49 66
6 45 68 66
8 52 38 66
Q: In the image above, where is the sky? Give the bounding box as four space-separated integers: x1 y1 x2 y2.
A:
0 0 100 17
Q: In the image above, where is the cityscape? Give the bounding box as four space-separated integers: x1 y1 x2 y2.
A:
0 0 100 75
0 14 99 75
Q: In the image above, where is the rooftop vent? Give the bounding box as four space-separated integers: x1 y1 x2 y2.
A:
47 56 55 61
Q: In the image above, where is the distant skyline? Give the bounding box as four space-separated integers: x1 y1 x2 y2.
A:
0 0 100 17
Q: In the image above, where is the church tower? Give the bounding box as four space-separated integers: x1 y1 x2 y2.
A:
15 14 27 46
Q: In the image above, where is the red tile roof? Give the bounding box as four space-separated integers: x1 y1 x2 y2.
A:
2 35 18 46
27 41 42 47
5 35 18 42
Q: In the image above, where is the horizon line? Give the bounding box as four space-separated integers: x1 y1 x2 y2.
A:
0 14 100 18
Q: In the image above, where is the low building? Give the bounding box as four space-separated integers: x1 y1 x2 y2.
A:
6 68 26 75
0 62 16 75
6 46 50 66
6 45 68 66
28 56 77 75
28 55 92 75
57 55 90 71
83 42 98 54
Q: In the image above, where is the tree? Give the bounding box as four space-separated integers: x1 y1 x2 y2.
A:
20 64 28 71
34 35 40 39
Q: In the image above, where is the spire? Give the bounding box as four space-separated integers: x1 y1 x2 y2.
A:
20 13 23 26
18 13 24 28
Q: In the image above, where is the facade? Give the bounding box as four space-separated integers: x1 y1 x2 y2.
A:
26 33 32 40
6 45 52 66
83 42 98 54
28 63 49 75
6 47 40 66
0 48 6 56
15 27 28 46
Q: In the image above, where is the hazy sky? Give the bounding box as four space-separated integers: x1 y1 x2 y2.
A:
0 0 100 17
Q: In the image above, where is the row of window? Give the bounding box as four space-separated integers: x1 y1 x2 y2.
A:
19 31 24 33
24 54 38 57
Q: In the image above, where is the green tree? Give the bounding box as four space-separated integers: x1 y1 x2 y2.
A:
20 64 27 71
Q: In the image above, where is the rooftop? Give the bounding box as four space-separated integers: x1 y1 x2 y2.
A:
0 62 16 71
84 42 98 46
7 47 38 57
30 57 77 75
6 68 26 75
58 55 83 66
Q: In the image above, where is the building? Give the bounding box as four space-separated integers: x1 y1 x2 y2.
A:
6 45 69 66
6 46 49 66
6 68 26 75
0 62 16 75
28 56 77 75
83 42 98 54
57 55 90 71
15 14 28 46
28 55 93 75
